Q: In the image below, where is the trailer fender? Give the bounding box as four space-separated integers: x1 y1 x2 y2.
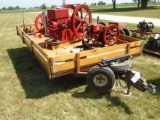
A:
109 60 131 73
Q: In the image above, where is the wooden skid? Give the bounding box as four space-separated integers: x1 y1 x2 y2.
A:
143 46 160 56
16 24 143 79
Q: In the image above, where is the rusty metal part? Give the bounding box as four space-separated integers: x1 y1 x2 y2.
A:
71 4 92 38
122 69 156 94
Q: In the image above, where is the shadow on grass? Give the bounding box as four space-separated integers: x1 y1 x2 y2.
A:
91 6 159 13
143 50 160 58
72 86 133 115
7 47 86 99
106 94 133 115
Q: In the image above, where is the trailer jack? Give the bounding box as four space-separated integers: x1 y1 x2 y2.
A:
120 69 156 94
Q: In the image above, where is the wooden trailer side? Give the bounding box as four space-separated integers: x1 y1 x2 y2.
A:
16 25 53 79
120 34 143 55
16 25 143 79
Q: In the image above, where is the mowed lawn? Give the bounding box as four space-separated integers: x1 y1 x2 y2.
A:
0 10 160 120
90 3 160 18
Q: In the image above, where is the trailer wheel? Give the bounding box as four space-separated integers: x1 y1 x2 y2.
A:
110 60 131 73
122 28 130 36
87 66 115 93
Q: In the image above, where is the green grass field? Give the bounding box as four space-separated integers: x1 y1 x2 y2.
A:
0 6 160 120
89 3 160 18
91 6 160 18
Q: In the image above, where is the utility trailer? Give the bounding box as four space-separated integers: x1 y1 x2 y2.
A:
15 4 156 94
16 24 156 94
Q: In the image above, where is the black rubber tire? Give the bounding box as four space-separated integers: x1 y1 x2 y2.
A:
148 22 154 31
88 65 100 72
87 66 115 93
122 28 130 36
120 29 125 35
109 60 131 73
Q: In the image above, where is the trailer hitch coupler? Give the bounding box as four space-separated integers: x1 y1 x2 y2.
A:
147 83 156 93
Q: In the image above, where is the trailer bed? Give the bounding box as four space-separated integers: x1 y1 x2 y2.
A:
16 24 143 79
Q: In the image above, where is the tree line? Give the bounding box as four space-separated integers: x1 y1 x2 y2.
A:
1 0 160 10
0 4 57 10
2 6 20 10
0 1 111 10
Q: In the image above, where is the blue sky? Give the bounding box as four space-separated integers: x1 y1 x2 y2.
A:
0 0 133 8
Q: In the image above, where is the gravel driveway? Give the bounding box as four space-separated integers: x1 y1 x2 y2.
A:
92 13 160 27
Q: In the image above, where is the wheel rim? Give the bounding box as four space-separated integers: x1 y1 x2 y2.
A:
93 74 108 87
71 4 92 38
64 4 75 10
35 14 43 32
103 24 120 46
147 22 154 32
64 4 75 16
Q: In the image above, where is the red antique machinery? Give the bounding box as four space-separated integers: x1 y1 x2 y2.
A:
35 4 120 46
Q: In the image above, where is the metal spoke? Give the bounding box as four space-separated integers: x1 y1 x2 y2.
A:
75 16 82 22
106 35 110 40
83 12 89 20
112 31 117 36
38 22 43 25
76 22 82 31
40 17 43 22
109 29 113 34
81 23 84 32
111 36 116 41
80 8 83 19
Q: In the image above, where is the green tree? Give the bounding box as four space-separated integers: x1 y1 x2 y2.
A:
8 6 14 10
51 5 56 8
97 1 106 5
15 6 20 10
141 0 149 8
90 2 97 6
41 3 47 9
2 7 7 10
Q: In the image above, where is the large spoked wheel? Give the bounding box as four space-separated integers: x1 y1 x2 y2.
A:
35 14 44 32
35 13 49 32
103 24 120 46
64 4 75 16
71 4 92 38
87 66 115 93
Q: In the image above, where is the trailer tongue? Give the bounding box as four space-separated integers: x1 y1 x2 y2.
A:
86 54 156 94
